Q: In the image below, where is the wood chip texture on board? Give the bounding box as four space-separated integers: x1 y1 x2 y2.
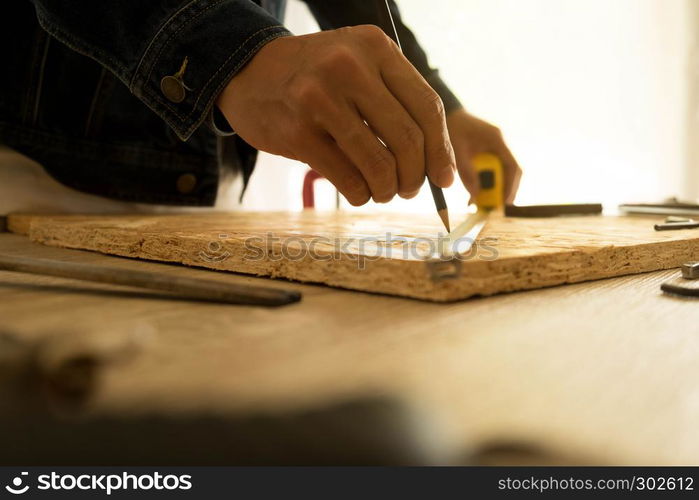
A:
7 212 699 301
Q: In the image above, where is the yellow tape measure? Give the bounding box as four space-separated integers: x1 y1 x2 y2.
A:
444 153 505 251
472 153 504 211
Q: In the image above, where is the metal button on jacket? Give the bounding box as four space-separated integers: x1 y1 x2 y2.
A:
161 76 186 103
161 57 190 103
176 173 197 194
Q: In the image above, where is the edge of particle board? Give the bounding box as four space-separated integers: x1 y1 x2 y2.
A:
6 214 36 236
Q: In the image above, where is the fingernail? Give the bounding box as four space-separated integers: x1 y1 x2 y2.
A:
400 189 420 199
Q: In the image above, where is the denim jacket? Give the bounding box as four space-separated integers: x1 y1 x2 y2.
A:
1 1 461 206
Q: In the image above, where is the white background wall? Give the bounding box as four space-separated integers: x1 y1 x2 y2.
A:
243 0 693 212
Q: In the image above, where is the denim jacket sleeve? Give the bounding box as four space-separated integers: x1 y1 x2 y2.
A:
28 0 291 141
301 0 463 115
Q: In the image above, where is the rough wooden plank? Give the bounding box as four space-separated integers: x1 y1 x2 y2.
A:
4 213 32 235
7 211 699 301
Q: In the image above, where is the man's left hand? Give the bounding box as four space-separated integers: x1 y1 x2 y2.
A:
446 108 522 203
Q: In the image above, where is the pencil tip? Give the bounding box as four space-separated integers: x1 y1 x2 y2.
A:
438 209 450 233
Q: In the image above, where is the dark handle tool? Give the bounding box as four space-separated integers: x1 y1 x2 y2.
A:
654 221 699 231
660 261 699 298
505 203 603 218
0 253 301 307
660 282 699 298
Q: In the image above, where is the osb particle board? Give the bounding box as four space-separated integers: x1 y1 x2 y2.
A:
7 212 699 301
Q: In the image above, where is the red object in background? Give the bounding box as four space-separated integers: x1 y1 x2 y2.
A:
302 169 323 208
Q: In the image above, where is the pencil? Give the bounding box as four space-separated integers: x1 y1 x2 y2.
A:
376 0 451 233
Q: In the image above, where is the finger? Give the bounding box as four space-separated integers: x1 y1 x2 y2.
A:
352 82 425 198
456 158 480 202
379 52 455 188
496 144 523 203
323 106 399 203
451 142 480 200
297 132 371 206
288 72 398 204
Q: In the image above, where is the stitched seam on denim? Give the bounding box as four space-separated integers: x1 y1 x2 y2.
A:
186 32 284 139
141 27 287 131
130 0 205 91
142 0 226 90
30 35 51 126
22 27 48 124
139 25 284 124
154 30 288 140
34 11 130 83
183 31 289 138
179 32 286 140
36 17 128 75
84 67 107 137
190 25 281 110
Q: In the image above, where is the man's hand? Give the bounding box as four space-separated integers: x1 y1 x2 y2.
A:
216 26 456 205
446 108 522 204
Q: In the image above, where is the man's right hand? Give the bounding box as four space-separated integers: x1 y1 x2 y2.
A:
216 25 456 205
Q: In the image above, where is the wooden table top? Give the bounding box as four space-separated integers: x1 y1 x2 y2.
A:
0 232 697 465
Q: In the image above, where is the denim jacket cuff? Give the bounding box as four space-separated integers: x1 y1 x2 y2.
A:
129 0 291 141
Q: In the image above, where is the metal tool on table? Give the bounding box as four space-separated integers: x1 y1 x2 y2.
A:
376 0 450 233
619 203 699 295
661 261 699 298
619 198 699 217
681 261 699 279
654 217 699 231
0 217 301 307
618 198 699 231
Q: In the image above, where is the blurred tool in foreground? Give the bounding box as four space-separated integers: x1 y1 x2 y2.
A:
0 215 300 306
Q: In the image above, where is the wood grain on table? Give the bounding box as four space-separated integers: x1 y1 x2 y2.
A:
0 233 698 464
